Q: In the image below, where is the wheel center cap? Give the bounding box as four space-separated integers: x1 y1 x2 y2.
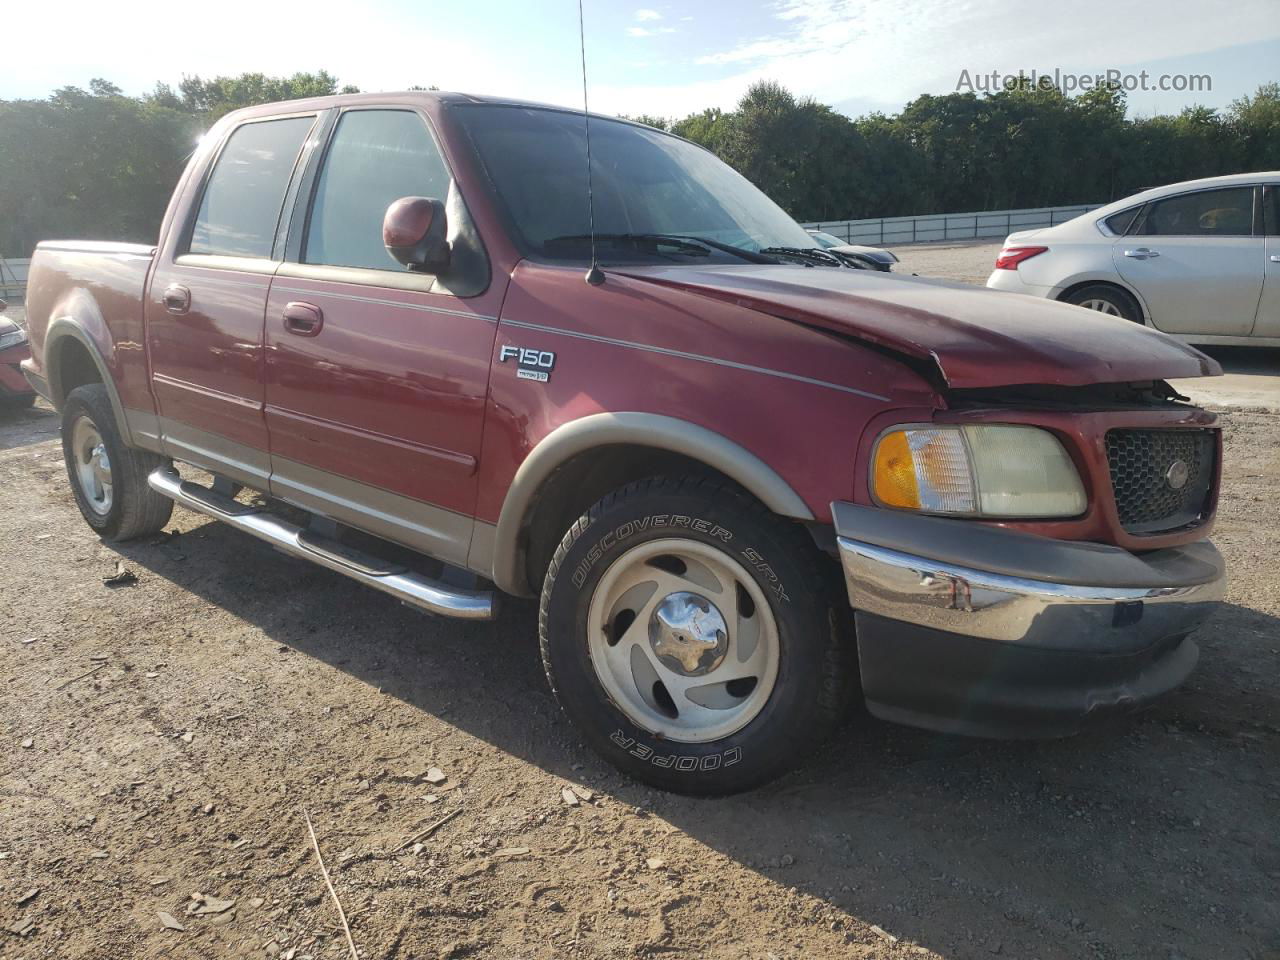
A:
648 591 728 676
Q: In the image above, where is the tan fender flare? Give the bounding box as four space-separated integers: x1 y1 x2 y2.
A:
483 412 814 595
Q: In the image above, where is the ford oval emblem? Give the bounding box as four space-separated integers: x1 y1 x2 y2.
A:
1165 459 1190 490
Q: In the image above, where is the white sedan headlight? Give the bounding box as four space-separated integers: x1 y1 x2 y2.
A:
872 424 1086 519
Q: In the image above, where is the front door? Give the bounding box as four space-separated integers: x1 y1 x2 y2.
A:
147 113 318 487
263 107 503 567
1112 185 1263 337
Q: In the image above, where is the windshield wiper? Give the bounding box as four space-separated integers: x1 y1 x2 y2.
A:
544 233 780 264
758 246 845 267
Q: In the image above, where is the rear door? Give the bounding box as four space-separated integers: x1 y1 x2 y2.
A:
263 106 502 567
1254 183 1280 339
1111 185 1263 337
147 113 318 486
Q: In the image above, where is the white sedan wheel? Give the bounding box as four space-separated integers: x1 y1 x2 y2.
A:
1079 298 1123 316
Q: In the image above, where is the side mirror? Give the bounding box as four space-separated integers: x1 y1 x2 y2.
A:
383 197 450 273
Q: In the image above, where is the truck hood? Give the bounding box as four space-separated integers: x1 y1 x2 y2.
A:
617 264 1220 389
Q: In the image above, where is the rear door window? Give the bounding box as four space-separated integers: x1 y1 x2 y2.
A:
1136 187 1256 237
189 116 314 258
303 110 452 271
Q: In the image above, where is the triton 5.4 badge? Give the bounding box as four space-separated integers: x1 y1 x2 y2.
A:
500 345 556 383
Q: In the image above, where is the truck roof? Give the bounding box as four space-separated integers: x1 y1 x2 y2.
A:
217 89 624 125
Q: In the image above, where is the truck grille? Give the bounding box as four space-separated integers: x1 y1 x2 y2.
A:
1106 429 1215 535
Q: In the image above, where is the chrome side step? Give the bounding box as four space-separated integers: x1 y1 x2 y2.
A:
147 467 495 620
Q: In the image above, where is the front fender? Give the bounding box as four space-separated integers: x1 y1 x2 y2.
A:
482 412 814 595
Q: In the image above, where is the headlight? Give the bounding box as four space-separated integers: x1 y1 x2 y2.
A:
0 327 27 350
872 424 1086 519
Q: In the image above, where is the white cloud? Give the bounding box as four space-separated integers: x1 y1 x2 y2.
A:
627 25 676 38
680 0 1280 117
634 8 662 21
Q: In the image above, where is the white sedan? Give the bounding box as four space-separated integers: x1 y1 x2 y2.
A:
987 172 1280 345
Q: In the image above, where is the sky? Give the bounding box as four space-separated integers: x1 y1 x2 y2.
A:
1 0 1277 120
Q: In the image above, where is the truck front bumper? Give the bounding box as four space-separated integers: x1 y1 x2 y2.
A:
833 502 1226 739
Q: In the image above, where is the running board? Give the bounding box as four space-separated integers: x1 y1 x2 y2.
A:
147 467 495 620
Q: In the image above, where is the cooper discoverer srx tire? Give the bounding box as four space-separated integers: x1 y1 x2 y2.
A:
539 475 851 794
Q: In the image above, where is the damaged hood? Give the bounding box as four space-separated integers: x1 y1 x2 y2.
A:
618 264 1220 389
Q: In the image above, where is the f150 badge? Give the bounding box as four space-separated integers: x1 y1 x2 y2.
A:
500 345 556 383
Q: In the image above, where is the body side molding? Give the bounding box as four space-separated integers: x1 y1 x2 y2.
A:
483 412 816 595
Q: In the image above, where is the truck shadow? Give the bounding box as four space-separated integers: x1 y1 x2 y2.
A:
112 520 1280 960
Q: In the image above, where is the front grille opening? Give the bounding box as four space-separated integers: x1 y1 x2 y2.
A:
1105 428 1215 535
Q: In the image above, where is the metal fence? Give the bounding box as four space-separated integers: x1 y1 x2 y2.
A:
802 203 1103 247
0 258 31 302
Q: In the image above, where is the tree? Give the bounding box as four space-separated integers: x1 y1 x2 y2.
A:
621 114 670 131
0 71 361 257
3 73 1279 258
169 70 358 121
1229 83 1280 172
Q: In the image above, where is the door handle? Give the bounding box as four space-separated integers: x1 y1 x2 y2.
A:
162 284 191 315
1123 248 1160 260
282 301 324 337
1270 255 1280 263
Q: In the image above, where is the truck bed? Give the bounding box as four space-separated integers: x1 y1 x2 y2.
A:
23 240 156 416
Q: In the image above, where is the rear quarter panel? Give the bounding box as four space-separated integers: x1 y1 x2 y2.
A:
24 242 156 414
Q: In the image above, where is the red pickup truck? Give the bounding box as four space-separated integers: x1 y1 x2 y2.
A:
22 92 1226 793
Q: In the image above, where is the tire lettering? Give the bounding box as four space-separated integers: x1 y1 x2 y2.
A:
608 730 745 771
571 515 734 587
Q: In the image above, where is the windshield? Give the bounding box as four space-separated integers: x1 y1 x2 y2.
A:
809 231 845 248
455 104 819 263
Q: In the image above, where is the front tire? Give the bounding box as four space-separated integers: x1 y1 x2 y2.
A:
539 476 851 794
1063 284 1141 322
61 384 173 541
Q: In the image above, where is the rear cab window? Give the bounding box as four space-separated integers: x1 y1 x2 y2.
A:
188 116 316 258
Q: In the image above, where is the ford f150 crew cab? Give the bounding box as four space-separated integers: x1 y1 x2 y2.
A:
22 92 1226 794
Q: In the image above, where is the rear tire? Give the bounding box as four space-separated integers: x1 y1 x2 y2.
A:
539 475 852 795
61 384 173 541
1062 284 1141 322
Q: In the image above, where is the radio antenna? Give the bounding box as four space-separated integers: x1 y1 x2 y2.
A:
578 0 605 286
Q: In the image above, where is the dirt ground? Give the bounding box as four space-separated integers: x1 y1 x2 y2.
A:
2 402 1279 960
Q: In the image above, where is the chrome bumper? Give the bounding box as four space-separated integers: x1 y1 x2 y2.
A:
838 537 1226 651
832 500 1226 653
832 502 1225 737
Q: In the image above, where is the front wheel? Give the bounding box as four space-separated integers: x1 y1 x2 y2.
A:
539 476 852 794
61 383 173 541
